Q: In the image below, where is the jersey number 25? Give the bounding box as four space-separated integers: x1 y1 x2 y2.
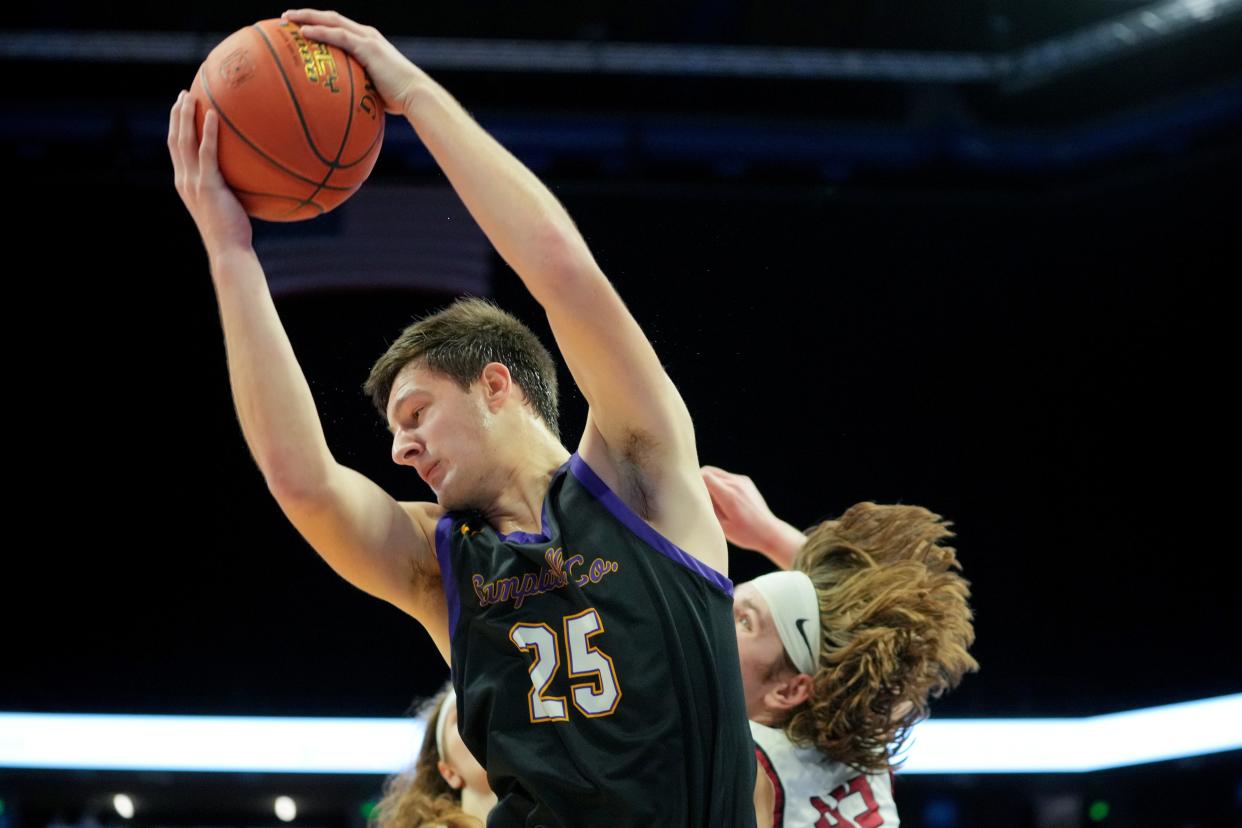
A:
509 608 622 721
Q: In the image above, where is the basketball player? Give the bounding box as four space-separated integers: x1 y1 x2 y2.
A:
703 466 978 827
167 9 757 825
372 684 495 828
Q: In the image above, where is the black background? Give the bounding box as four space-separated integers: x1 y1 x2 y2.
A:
1 2 1239 824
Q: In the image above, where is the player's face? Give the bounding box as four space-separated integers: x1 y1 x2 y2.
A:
733 580 793 720
441 698 492 795
386 363 494 509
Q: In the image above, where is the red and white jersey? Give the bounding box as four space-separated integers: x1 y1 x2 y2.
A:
751 721 900 828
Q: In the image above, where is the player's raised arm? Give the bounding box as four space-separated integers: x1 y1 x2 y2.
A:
168 91 446 652
284 9 725 569
702 465 808 569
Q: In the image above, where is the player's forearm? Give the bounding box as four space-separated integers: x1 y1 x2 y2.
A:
757 519 809 570
401 72 597 303
209 247 336 496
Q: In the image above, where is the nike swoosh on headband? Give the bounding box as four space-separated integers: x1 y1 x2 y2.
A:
794 617 816 665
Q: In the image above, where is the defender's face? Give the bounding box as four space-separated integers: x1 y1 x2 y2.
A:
386 363 493 509
733 580 791 720
441 698 492 795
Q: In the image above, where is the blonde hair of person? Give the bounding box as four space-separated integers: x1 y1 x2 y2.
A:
371 685 483 828
785 502 979 773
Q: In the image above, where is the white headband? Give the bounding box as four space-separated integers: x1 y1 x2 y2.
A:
749 570 821 676
434 688 456 759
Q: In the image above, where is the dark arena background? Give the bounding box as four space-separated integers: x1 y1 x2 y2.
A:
2 2 1240 826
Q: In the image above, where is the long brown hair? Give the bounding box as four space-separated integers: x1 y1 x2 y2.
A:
370 686 483 828
784 502 978 773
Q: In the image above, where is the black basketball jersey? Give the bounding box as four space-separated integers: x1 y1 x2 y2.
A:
435 453 757 828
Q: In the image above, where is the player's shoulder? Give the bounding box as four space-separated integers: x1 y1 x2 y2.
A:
397 500 448 546
576 422 729 573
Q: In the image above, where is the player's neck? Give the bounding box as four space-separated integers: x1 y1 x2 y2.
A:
751 705 793 729
462 786 498 820
483 436 570 535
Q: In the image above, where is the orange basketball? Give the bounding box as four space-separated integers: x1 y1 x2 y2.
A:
188 18 385 222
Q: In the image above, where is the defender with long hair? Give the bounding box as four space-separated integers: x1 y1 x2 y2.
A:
372 684 494 828
705 467 978 826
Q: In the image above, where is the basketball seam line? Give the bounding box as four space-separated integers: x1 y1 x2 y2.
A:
230 186 326 214
256 20 382 172
334 75 384 170
336 119 384 169
281 47 361 219
252 22 338 168
199 64 354 193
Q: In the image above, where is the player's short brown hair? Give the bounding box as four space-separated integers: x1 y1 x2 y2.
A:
364 297 560 440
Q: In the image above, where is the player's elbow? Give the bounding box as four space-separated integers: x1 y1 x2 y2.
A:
528 219 599 295
262 458 334 508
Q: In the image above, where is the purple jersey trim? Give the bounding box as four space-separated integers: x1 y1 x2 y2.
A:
496 468 560 544
496 454 568 543
434 513 461 638
568 453 734 596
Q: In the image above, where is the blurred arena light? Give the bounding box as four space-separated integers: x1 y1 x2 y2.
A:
0 694 1237 774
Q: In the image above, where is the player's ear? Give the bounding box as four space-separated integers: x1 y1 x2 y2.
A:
438 758 465 790
766 672 812 712
479 362 513 411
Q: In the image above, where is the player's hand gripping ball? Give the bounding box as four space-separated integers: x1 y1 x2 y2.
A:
187 18 384 222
